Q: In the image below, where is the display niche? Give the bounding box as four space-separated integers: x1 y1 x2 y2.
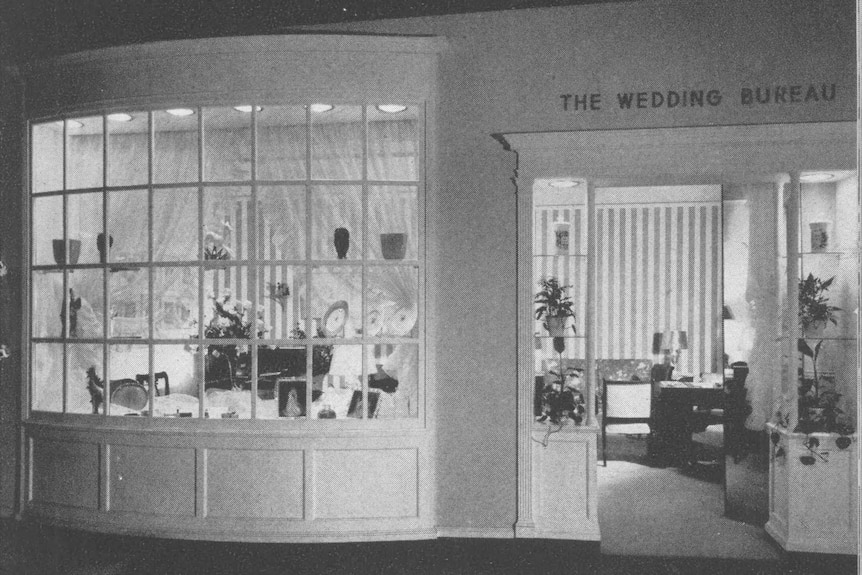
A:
30 104 423 421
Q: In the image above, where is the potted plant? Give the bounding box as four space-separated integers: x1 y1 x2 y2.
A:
535 339 585 446
534 277 576 337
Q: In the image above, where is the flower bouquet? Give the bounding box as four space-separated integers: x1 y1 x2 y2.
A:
204 291 269 389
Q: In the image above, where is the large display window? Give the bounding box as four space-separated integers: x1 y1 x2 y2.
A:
30 103 423 422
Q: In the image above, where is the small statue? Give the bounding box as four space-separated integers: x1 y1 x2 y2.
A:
85 366 105 415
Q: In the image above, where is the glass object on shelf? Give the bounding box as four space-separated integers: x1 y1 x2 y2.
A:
311 104 362 180
367 343 418 419
367 186 418 260
67 192 103 265
204 107 251 182
257 345 307 419
67 269 105 339
31 122 63 193
109 268 149 339
367 104 419 181
204 187 250 261
257 106 307 181
532 262 585 337
32 195 63 266
153 188 198 261
66 116 103 190
203 266 256 336
152 344 200 418
31 343 64 412
67 344 104 414
311 266 361 338
534 201 587 257
258 265 304 341
366 266 419 339
107 111 148 186
257 186 305 261
153 267 198 339
107 344 149 416
203 344 251 419
31 271 63 339
311 185 362 260
312 344 361 419
107 189 148 263
154 109 199 184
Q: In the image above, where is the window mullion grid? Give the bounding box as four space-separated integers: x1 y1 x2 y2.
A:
417 102 427 420
61 142 68 414
101 115 111 416
147 111 155 417
304 104 313 417
361 104 368 418
197 106 206 418
249 105 259 419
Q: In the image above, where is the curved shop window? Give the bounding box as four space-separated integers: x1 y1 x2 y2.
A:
30 104 424 422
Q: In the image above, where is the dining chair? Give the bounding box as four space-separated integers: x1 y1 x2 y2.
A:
602 379 653 466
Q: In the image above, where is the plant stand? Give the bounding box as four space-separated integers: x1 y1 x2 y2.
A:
765 423 858 555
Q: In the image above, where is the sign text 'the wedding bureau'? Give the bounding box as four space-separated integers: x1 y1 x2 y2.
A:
559 83 837 112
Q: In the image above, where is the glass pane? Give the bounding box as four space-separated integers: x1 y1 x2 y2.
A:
311 266 361 339
533 257 585 337
107 112 148 186
311 185 362 260
204 344 251 419
32 343 64 412
204 266 255 338
154 188 198 261
32 122 63 193
108 344 148 416
366 266 419 338
67 192 103 265
68 344 104 414
109 268 149 338
153 344 200 418
259 265 304 340
367 105 419 181
257 345 306 419
257 106 306 180
258 186 305 261
368 186 418 260
314 344 361 419
204 187 251 261
369 343 418 419
204 107 251 182
68 269 105 339
66 116 103 190
154 109 199 184
311 105 362 180
32 195 63 265
154 267 198 339
107 189 148 263
31 271 63 338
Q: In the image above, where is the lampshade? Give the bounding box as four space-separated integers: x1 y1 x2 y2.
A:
722 305 734 320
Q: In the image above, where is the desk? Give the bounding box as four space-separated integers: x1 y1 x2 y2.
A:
649 382 724 466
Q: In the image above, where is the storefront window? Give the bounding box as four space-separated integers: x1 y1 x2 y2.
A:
30 104 423 421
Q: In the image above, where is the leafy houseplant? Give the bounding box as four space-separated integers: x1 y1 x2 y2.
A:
534 277 576 337
204 291 269 389
796 273 851 434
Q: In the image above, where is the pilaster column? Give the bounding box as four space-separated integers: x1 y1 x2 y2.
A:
584 180 597 428
783 172 801 431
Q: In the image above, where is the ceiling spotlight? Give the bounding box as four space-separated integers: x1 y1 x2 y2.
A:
233 105 263 113
800 172 834 183
65 119 84 129
376 104 407 114
107 113 133 122
548 179 580 188
309 103 334 113
166 108 195 117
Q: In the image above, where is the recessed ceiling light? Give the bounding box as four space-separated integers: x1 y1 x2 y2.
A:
309 103 334 113
166 108 195 117
800 172 834 183
66 120 83 129
107 113 133 122
233 105 263 113
548 179 580 188
376 104 407 114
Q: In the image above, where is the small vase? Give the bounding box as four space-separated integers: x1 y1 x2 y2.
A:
334 228 350 259
380 233 407 260
52 239 81 265
97 233 113 263
545 316 569 337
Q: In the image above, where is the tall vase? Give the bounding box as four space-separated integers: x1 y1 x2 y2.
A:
96 233 113 263
334 228 350 259
380 233 407 260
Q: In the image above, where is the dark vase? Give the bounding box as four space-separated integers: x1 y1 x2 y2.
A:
96 233 113 263
334 227 350 259
52 239 81 265
380 233 407 260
